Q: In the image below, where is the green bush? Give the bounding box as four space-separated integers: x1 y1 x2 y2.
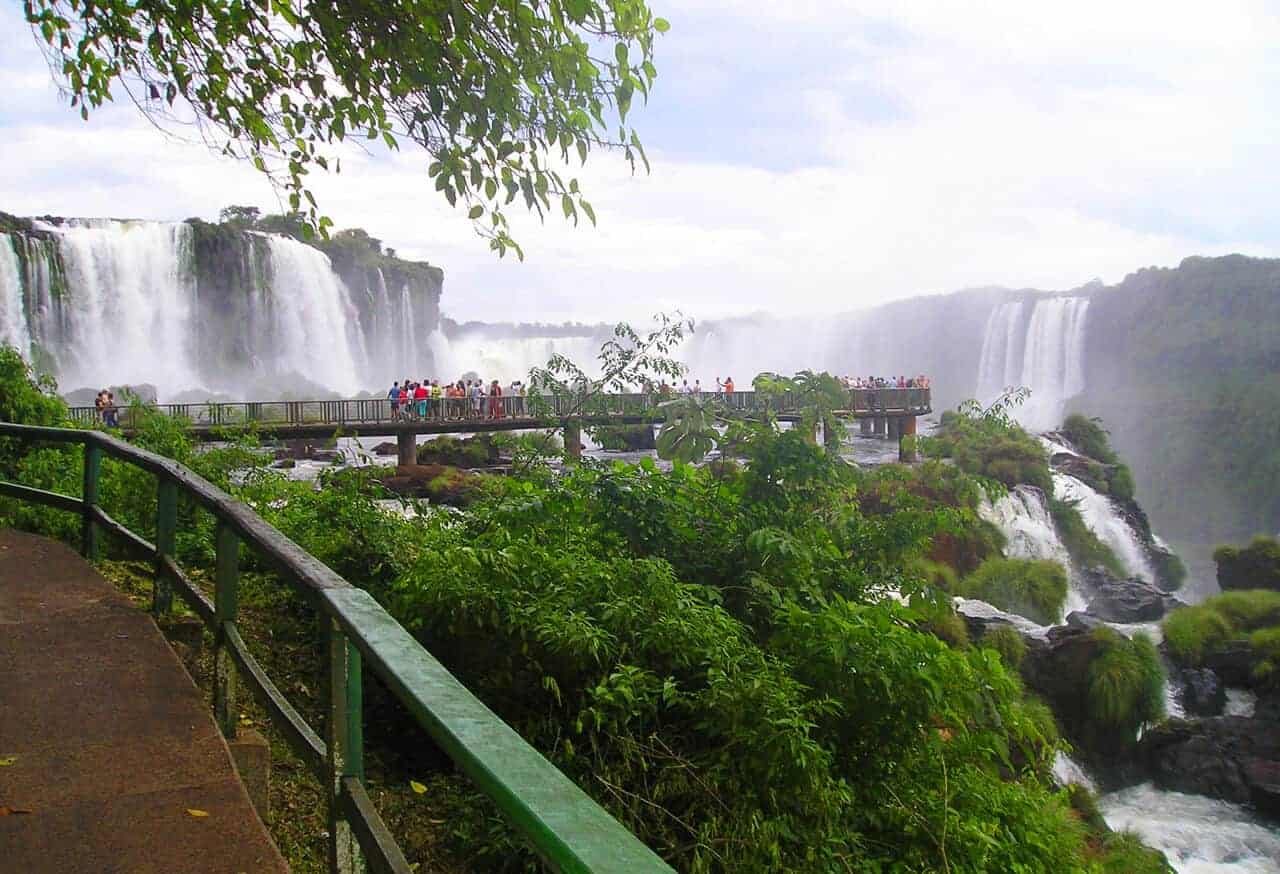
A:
1214 535 1280 591
961 557 1069 625
982 625 1029 669
1086 629 1164 732
1061 414 1117 464
1163 606 1235 665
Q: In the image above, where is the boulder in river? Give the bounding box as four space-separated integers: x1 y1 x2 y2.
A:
1180 667 1226 717
1081 566 1182 622
372 441 399 456
1138 716 1280 820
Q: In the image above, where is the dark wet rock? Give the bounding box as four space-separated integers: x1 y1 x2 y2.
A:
1080 566 1182 622
594 425 657 452
1203 641 1263 689
1138 716 1280 820
272 459 296 469
379 463 483 507
1181 667 1226 717
274 439 339 461
1065 611 1108 632
372 441 399 456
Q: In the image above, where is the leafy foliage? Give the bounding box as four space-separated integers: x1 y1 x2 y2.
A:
961 558 1069 625
925 392 1052 494
26 0 669 254
982 625 1029 669
0 341 1174 873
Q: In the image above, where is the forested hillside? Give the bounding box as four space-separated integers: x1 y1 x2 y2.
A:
1078 255 1280 564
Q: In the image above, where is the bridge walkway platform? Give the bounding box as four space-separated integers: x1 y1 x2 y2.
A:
0 527 288 873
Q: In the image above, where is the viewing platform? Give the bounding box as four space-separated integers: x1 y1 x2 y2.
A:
68 387 932 464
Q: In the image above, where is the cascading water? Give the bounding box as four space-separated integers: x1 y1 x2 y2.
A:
979 483 1088 614
251 233 365 395
1053 471 1155 581
975 300 1025 402
35 220 201 394
0 235 31 355
973 296 1090 429
0 219 440 399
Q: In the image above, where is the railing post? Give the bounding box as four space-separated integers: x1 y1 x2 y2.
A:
326 617 364 873
81 441 101 561
153 477 177 615
213 520 239 739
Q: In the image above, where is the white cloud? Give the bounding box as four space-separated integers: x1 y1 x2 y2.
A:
2 1 1278 324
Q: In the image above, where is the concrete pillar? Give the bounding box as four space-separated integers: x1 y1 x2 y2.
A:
564 422 583 461
396 430 416 467
899 415 918 463
885 417 898 440
874 416 886 438
859 418 872 436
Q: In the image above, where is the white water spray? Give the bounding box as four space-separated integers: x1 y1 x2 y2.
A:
0 235 31 355
1053 471 1155 581
979 484 1088 614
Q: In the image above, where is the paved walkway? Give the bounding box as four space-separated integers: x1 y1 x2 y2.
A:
0 528 288 873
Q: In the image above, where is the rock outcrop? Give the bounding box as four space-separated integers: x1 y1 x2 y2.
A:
1138 715 1280 819
1080 566 1182 622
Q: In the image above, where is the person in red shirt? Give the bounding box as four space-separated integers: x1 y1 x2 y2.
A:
489 379 504 418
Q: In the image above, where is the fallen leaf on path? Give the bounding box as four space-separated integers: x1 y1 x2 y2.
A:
0 755 17 766
409 780 427 795
0 807 33 816
185 808 210 817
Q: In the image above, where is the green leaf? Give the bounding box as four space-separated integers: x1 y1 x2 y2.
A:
468 205 484 219
654 17 671 33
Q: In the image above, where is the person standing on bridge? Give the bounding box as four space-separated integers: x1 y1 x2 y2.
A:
489 379 504 419
388 381 401 421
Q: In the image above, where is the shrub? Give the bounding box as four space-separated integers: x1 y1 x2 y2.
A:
1086 630 1164 732
1060 414 1117 464
1249 627 1280 680
1213 535 1280 591
961 557 1069 625
1163 606 1235 665
982 625 1028 669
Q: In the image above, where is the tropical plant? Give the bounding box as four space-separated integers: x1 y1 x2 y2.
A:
25 0 669 253
961 557 1069 625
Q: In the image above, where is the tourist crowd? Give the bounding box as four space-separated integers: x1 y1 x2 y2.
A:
388 377 528 421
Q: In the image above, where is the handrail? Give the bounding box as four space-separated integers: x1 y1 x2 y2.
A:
0 422 674 874
66 388 933 430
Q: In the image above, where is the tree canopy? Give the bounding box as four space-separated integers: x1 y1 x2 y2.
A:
25 0 669 256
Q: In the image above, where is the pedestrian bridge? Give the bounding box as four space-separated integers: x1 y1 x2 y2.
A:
68 387 932 463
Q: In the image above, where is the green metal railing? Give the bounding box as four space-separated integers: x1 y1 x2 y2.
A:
0 422 674 874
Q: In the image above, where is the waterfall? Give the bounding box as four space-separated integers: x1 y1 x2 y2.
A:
0 235 31 356
979 484 1088 614
1052 752 1096 792
972 296 1091 428
251 234 365 395
975 301 1025 402
32 219 201 394
1053 471 1155 581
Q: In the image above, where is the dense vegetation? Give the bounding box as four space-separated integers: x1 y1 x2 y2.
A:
1163 590 1280 683
1081 255 1280 553
925 397 1053 494
1058 415 1136 503
0 346 1171 872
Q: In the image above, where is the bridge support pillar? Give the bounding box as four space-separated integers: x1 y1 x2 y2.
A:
899 416 918 463
396 431 416 468
886 417 900 441
564 422 583 461
859 418 872 437
874 416 886 438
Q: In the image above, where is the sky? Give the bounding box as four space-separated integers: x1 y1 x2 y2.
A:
3 1 1280 324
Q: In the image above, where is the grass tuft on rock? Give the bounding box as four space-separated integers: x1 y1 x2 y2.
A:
961 557 1068 625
